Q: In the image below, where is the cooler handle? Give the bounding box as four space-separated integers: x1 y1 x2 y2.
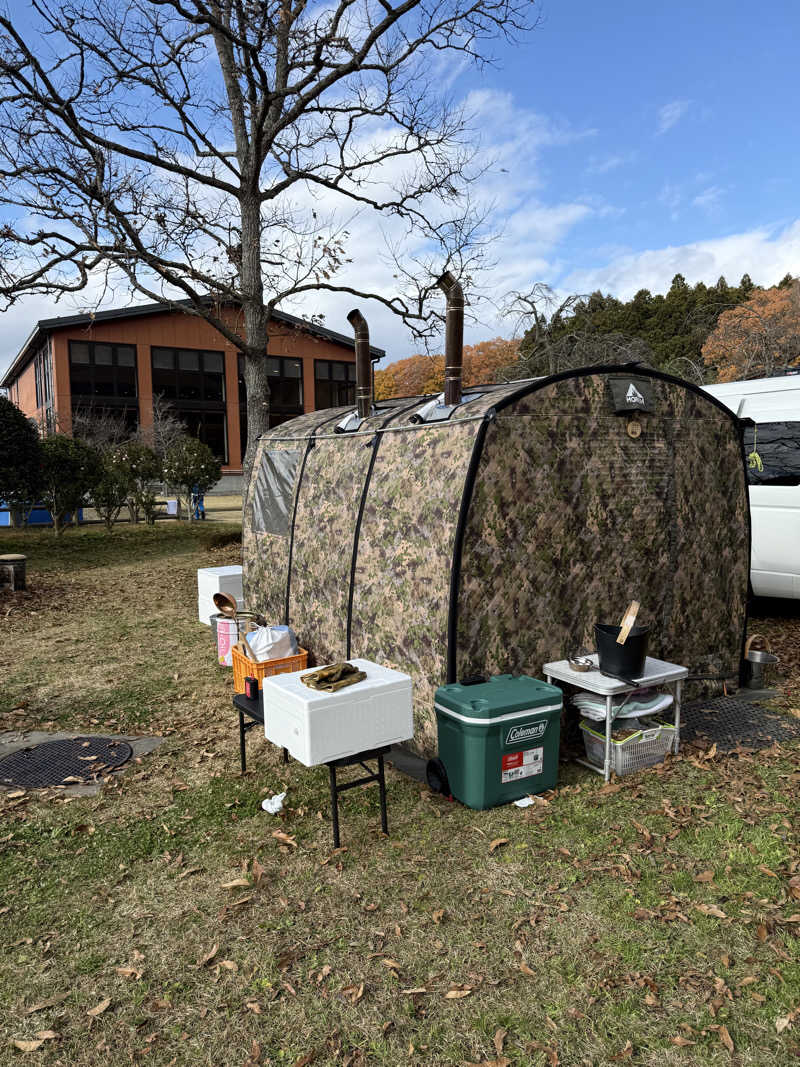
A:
459 674 487 686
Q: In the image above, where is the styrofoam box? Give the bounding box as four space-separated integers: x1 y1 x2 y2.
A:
197 565 243 598
261 659 413 766
198 594 245 625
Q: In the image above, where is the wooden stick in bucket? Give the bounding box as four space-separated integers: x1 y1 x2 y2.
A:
616 600 640 645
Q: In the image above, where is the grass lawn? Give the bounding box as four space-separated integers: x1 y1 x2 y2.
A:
1 525 799 1066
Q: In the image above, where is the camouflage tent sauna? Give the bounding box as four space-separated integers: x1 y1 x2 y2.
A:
243 365 750 758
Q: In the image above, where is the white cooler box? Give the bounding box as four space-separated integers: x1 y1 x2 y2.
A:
260 659 413 766
197 565 244 625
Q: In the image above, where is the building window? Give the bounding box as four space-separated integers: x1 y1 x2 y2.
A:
34 342 54 411
314 359 356 408
238 355 304 458
152 346 228 463
69 341 137 401
151 347 225 403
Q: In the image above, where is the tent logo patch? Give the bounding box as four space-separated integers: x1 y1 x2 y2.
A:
626 383 645 406
506 721 547 745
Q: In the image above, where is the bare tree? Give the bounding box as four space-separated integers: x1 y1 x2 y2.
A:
136 395 187 460
497 284 655 380
0 0 535 489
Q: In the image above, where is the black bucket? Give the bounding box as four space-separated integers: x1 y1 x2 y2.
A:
595 623 650 678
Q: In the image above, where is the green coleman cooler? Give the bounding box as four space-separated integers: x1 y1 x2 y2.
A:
428 675 562 810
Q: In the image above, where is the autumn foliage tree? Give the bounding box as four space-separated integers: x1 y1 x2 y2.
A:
374 338 519 399
702 281 800 381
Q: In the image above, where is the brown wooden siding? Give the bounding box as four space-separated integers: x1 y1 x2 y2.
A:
10 308 357 472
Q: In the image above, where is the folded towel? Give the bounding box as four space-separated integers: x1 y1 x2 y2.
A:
300 662 367 693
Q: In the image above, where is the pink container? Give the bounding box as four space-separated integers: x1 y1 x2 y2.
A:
216 617 239 667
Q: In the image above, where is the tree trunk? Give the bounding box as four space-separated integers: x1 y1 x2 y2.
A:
239 192 270 501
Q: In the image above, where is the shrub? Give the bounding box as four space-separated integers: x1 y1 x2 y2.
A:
0 396 42 525
89 448 132 532
114 442 162 525
39 434 103 534
162 435 221 521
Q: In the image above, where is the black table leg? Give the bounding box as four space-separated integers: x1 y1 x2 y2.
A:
282 747 289 764
378 754 388 835
238 710 247 774
328 764 341 849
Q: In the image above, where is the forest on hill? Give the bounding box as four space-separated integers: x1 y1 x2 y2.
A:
374 273 800 398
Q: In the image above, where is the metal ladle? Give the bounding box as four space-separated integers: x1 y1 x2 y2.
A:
213 591 239 619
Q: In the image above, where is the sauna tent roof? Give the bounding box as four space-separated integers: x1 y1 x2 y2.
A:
243 365 751 757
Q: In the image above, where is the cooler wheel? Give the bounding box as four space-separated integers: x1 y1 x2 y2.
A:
426 757 450 796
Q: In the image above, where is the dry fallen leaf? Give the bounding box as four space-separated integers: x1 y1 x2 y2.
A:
494 1028 507 1056
519 962 535 977
197 944 218 968
775 1015 793 1034
272 830 297 848
12 1039 44 1052
757 924 768 943
220 878 250 890
718 1025 734 1052
444 988 472 999
178 866 202 880
694 903 727 919
489 838 509 854
87 997 111 1017
24 994 68 1015
669 1035 695 1047
694 870 715 883
381 958 401 973
115 967 142 980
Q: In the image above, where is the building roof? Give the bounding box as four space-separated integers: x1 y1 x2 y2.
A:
1 298 386 388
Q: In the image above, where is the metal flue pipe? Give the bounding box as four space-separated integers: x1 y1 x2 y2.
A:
347 308 373 419
437 271 465 407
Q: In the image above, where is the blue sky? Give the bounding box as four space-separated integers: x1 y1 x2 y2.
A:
2 0 799 374
477 0 800 297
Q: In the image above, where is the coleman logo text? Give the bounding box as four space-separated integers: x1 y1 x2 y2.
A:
505 722 547 745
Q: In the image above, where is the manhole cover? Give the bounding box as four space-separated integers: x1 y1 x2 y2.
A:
0 737 133 789
681 697 800 752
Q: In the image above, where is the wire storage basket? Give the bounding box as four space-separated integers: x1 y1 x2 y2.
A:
580 717 675 776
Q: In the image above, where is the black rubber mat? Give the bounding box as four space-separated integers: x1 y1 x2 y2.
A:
681 697 800 752
0 737 132 789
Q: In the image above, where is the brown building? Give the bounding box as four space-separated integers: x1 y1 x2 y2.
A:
1 300 385 486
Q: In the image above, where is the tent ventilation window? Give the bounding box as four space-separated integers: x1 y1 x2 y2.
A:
253 449 302 536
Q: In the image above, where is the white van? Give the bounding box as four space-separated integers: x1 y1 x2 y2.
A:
704 374 800 599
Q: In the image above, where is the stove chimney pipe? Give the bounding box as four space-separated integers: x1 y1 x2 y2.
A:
437 271 464 407
347 308 372 419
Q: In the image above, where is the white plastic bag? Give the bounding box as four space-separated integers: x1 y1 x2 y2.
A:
245 624 298 662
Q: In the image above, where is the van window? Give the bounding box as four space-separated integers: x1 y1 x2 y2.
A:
743 423 800 485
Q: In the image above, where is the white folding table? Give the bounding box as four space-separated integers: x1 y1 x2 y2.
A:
543 655 688 783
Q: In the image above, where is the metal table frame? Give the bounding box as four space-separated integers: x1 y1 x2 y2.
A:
543 655 688 783
232 692 389 846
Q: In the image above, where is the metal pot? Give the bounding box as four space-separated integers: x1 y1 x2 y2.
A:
744 634 779 689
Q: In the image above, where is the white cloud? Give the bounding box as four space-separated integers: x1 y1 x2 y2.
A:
659 181 682 220
585 151 637 175
692 185 726 215
561 220 800 300
657 99 691 135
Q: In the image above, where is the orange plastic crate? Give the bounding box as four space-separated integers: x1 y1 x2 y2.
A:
231 643 309 694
